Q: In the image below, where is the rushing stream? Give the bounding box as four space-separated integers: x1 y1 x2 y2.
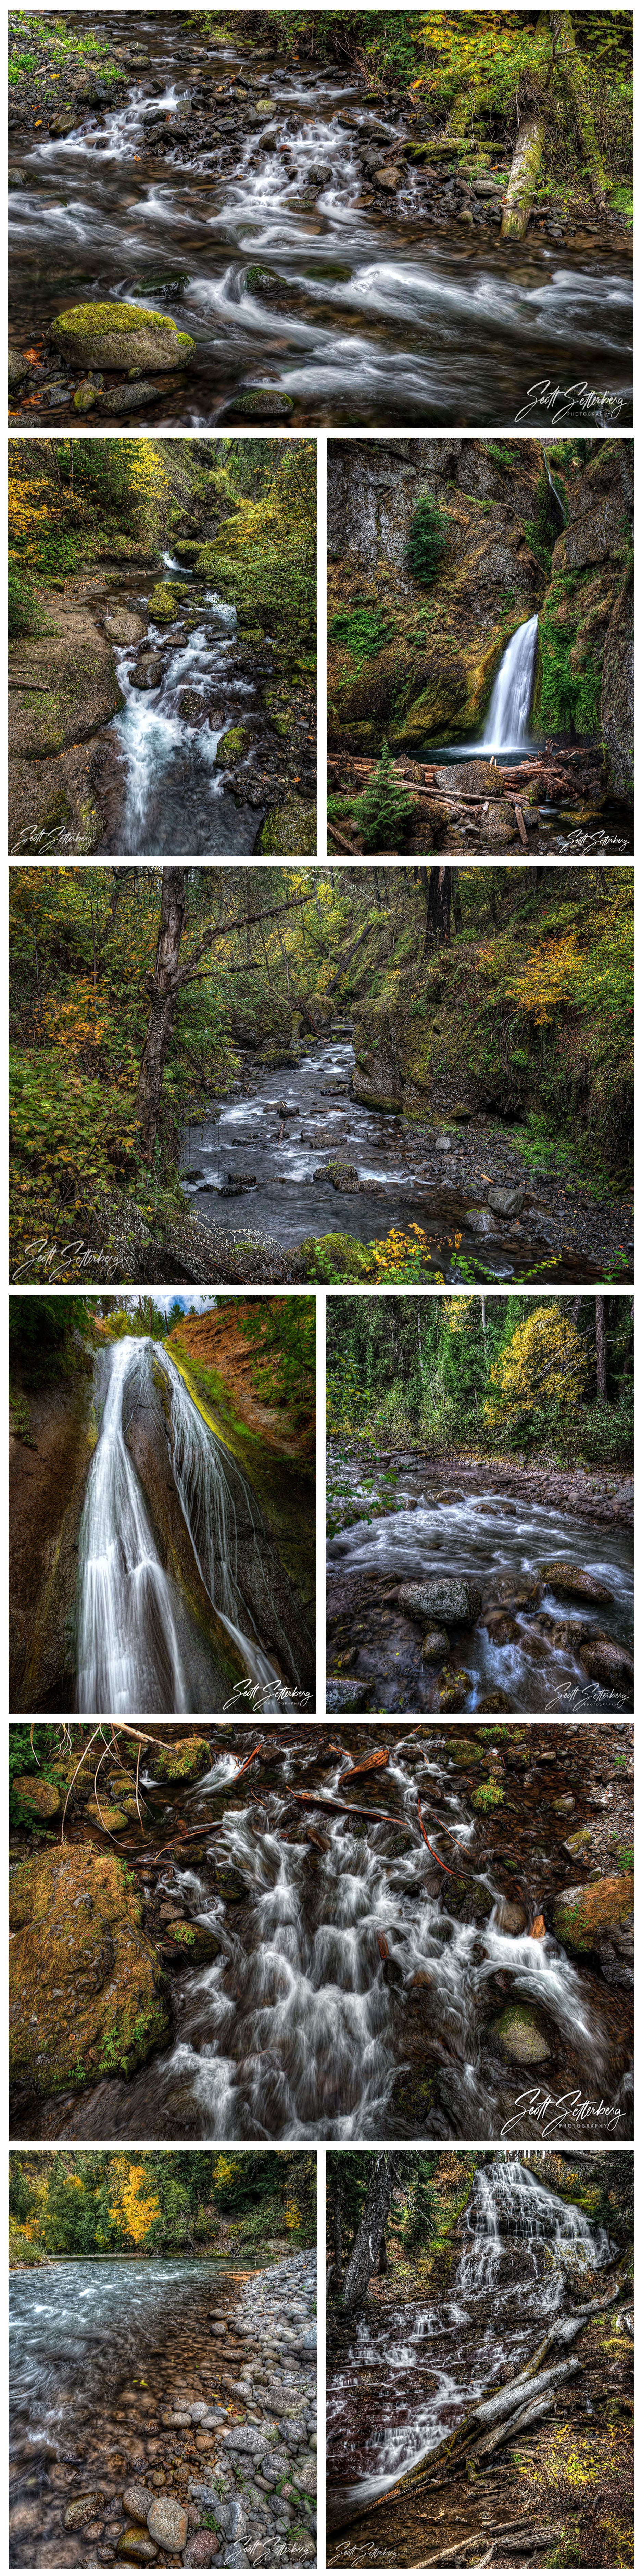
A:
327 1453 633 1712
327 2159 617 2526
77 1336 300 1713
33 1731 632 2144
9 18 633 426
103 573 263 857
181 1037 615 1286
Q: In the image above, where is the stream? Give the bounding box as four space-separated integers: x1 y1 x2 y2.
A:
180 1037 616 1286
92 560 268 856
9 17 633 427
78 1335 300 1714
327 2160 616 2527
31 1731 632 2145
326 1453 633 1712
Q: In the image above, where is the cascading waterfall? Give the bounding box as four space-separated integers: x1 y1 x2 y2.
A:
463 2157 612 2291
543 454 568 525
481 612 539 750
77 1337 292 1714
77 1338 187 1714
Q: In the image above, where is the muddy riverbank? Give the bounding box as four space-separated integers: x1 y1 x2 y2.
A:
9 16 633 429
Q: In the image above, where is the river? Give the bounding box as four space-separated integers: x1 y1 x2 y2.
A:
26 1729 632 2145
9 17 633 427
327 2160 617 2530
327 1450 633 1711
100 561 265 856
181 1036 622 1286
77 1336 307 1713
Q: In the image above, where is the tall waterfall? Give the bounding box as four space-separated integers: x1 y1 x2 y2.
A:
482 611 538 750
461 2158 612 2292
77 1340 187 1714
77 1338 294 1715
543 454 568 525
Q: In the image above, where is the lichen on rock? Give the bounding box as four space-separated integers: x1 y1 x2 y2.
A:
9 1846 169 2095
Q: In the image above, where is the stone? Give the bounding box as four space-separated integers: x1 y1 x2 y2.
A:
117 2535 159 2565
307 163 332 183
325 1678 370 1712
542 1561 614 1603
493 1896 527 1935
11 1774 61 1821
62 2492 107 2531
553 1875 633 1955
151 1735 210 1782
147 2498 189 2550
466 1207 500 1235
257 803 316 857
10 2502 43 2533
122 2488 156 2525
73 383 98 413
482 1610 520 1646
436 1667 471 1713
225 391 295 419
399 1579 481 1627
100 383 162 414
563 1827 592 1858
9 1845 168 2095
579 1636 633 1687
214 725 252 769
313 1158 362 1192
182 2541 221 2567
176 688 207 725
421 1625 450 1666
290 2460 316 2496
265 2390 304 2418
493 2005 551 2064
222 2428 267 2456
487 1186 524 1218
51 303 194 372
104 610 147 644
130 659 166 689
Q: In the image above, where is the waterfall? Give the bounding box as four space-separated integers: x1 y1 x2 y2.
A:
77 1338 294 1715
543 454 568 525
482 612 538 751
461 2158 612 2293
77 1339 187 1714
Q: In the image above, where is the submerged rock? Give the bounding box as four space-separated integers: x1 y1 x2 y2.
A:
9 1847 168 2096
130 657 165 689
51 301 194 371
421 1625 450 1665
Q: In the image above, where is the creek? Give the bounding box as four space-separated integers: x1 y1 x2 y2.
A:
9 18 633 427
326 2159 616 2528
327 1454 633 1712
86 559 269 856
78 1336 299 1714
34 1730 632 2145
181 1037 616 1286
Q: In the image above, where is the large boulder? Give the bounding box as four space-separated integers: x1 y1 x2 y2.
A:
579 1635 633 1688
11 1775 60 1822
553 1876 633 1985
542 1561 614 1603
9 1847 169 2096
398 1579 482 1627
256 802 317 856
51 301 194 371
493 2005 551 2064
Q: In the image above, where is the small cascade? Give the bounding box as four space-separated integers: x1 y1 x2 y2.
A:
461 2157 612 2292
543 453 568 525
481 612 539 750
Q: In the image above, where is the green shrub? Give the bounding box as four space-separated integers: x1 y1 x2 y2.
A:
406 495 450 584
355 739 414 854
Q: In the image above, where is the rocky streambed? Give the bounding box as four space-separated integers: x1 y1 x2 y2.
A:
8 17 632 429
9 2248 317 2568
9 560 315 860
326 1448 634 1714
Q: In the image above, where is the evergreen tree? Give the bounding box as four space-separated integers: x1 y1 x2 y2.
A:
357 742 414 854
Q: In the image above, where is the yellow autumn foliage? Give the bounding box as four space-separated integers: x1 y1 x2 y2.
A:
484 1303 590 1427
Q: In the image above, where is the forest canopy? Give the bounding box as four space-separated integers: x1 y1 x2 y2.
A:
9 2149 316 2266
327 1293 633 1465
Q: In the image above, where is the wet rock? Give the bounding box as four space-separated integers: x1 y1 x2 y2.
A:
493 1896 527 1934
482 1610 520 1646
9 347 30 386
147 2499 188 2550
51 302 194 371
215 1863 249 1902
542 1561 614 1602
11 1773 61 1821
325 1678 370 1710
122 2488 156 2525
9 1845 168 2096
467 1207 501 1235
224 390 295 419
476 1691 513 1711
493 2004 551 2063
176 688 207 725
421 1625 450 1665
245 266 283 295
579 1635 633 1687
63 2491 108 2531
100 383 162 414
164 1920 221 1962
307 163 332 183
313 1158 362 1192
435 1665 471 1712
215 725 252 769
117 2534 158 2565
150 1735 210 1782
399 1578 482 1627
130 658 165 690
487 1185 524 1217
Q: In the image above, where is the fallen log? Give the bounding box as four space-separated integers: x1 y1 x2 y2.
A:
468 2392 555 2465
514 803 529 848
341 1747 391 1780
468 2355 580 2434
327 820 361 853
293 1790 405 1825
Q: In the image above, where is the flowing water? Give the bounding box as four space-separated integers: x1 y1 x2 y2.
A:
33 1732 631 2143
180 1037 606 1287
327 2159 617 2526
9 18 633 426
327 1456 633 1711
77 1336 297 1713
481 614 539 753
93 564 266 856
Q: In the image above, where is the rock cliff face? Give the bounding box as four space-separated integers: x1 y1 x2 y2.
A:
327 437 632 799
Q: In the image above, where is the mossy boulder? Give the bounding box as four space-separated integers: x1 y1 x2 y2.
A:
553 1875 633 1954
257 803 317 857
493 2005 552 2065
299 1232 376 1281
448 1737 485 1765
214 725 252 770
51 302 194 372
163 1920 221 1961
226 390 294 419
149 1734 211 1783
215 1864 249 1904
149 584 185 623
245 267 282 296
86 1802 129 1833
436 1667 471 1713
9 1847 169 2095
11 1775 61 1824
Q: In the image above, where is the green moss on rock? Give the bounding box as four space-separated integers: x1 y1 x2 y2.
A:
214 725 252 770
11 1776 60 1823
553 1874 633 1952
164 1919 221 1960
298 1232 377 1282
493 2004 551 2064
149 1733 210 1783
51 302 194 373
257 803 316 856
9 1847 168 2095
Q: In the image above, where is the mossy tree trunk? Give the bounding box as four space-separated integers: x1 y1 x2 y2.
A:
550 10 608 207
136 866 186 1161
501 116 546 239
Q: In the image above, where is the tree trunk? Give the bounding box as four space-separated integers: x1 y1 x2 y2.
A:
501 115 545 238
332 2170 343 2286
451 868 463 934
340 2153 396 2311
550 11 608 206
136 867 186 1161
378 2234 388 2275
595 1294 607 1401
425 867 452 950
